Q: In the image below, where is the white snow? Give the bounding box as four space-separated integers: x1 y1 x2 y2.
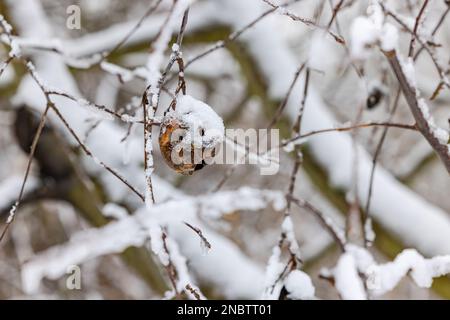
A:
5 0 450 301
400 56 417 89
21 186 280 297
262 216 310 300
417 98 450 146
166 94 225 148
283 270 315 300
333 252 367 300
0 14 13 33
6 202 18 223
102 203 128 220
366 249 450 296
0 175 38 211
261 246 285 299
326 244 450 298
172 43 180 52
100 61 135 83
213 0 450 257
145 0 194 100
281 216 301 259
364 217 376 245
350 1 398 59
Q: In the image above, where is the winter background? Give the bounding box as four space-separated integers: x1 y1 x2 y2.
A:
0 0 450 300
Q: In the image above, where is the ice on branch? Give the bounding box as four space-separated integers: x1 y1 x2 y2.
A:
350 1 398 59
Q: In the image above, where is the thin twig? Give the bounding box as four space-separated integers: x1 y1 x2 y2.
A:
289 195 345 251
381 3 450 88
413 5 450 61
282 121 417 148
267 63 306 129
25 60 146 202
183 221 211 251
262 0 345 44
185 6 278 68
104 0 164 60
0 56 14 78
0 105 50 242
327 0 345 29
185 0 304 71
408 0 430 57
363 88 401 234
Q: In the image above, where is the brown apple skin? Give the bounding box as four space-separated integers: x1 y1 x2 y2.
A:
159 118 198 175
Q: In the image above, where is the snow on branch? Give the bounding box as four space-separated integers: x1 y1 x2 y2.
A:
324 244 450 299
217 0 450 257
262 244 316 300
386 53 450 173
350 1 398 59
349 1 450 173
367 249 450 297
21 187 285 295
143 0 193 205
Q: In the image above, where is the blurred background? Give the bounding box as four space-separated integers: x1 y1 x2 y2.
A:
0 0 449 299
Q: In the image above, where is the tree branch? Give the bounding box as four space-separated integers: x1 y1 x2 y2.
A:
385 51 450 174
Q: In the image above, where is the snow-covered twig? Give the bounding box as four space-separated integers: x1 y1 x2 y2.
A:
366 249 450 297
380 3 450 89
386 53 450 174
21 187 284 296
324 244 450 299
0 17 51 242
143 1 192 206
